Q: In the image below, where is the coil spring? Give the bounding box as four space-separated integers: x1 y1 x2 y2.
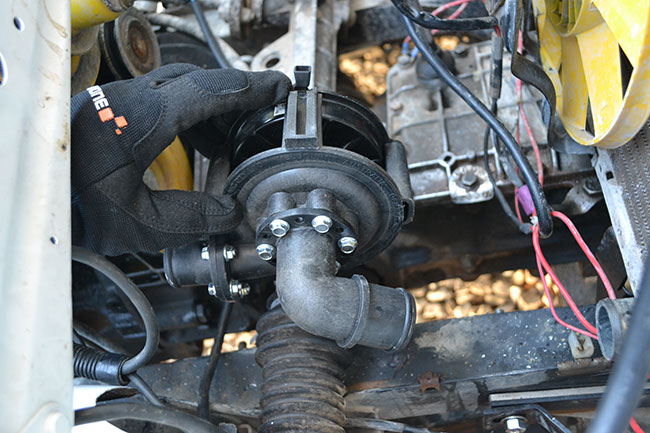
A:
256 304 348 433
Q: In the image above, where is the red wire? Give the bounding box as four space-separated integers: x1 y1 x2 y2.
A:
520 103 543 186
403 0 476 45
535 253 598 339
532 226 599 335
631 418 645 433
551 211 616 300
432 3 468 35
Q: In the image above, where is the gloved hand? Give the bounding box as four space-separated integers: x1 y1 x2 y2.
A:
71 63 291 256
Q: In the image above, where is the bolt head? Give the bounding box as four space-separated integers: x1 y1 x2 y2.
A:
207 283 216 297
311 215 333 233
269 219 290 237
223 244 237 261
201 245 210 261
229 280 250 297
256 243 276 261
461 171 478 188
504 416 527 433
583 177 602 195
338 236 358 254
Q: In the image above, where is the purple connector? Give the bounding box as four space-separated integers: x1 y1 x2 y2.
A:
516 185 535 216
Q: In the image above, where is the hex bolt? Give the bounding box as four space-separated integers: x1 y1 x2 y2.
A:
257 244 276 261
583 177 602 195
207 282 217 297
222 244 237 262
338 237 358 254
201 245 209 261
504 416 527 433
229 280 250 297
269 219 290 237
311 215 333 233
461 171 478 188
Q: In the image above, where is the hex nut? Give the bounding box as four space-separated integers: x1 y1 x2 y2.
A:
229 280 250 297
504 416 527 433
269 219 290 237
201 245 210 261
311 215 333 233
223 244 237 261
207 282 216 297
257 244 276 261
338 236 358 254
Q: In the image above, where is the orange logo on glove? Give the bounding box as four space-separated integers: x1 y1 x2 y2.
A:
86 85 128 135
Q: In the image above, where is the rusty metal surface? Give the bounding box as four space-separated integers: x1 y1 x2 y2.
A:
139 305 612 425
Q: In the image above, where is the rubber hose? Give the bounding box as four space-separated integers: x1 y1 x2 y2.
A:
72 246 160 374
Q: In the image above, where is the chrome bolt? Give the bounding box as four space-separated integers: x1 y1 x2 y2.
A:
229 280 250 297
269 219 290 237
222 244 237 261
311 215 333 233
207 282 217 297
256 244 276 261
201 245 209 261
504 416 527 433
338 237 358 254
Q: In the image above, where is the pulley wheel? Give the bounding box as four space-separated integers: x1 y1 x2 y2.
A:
534 0 650 147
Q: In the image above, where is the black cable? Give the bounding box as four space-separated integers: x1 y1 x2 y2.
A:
198 302 233 419
483 125 530 234
75 402 220 433
72 246 160 374
401 16 553 238
391 0 496 31
189 0 230 68
73 320 128 354
586 260 650 433
127 373 165 407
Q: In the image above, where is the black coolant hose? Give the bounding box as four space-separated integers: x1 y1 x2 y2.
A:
586 260 650 433
72 246 160 381
402 16 553 238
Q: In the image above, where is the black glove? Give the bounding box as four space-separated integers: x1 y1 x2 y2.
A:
71 63 291 256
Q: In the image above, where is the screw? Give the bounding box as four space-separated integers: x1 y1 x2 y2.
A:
338 237 358 254
229 280 250 297
461 171 478 188
256 243 276 261
201 245 209 261
269 219 290 237
311 215 333 233
207 283 217 297
223 244 237 261
504 416 527 433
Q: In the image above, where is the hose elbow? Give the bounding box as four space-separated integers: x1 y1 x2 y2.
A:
275 229 415 350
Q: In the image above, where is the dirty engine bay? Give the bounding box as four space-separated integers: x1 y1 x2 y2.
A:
68 0 650 432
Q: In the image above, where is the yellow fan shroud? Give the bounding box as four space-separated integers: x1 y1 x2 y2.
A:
533 0 650 148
